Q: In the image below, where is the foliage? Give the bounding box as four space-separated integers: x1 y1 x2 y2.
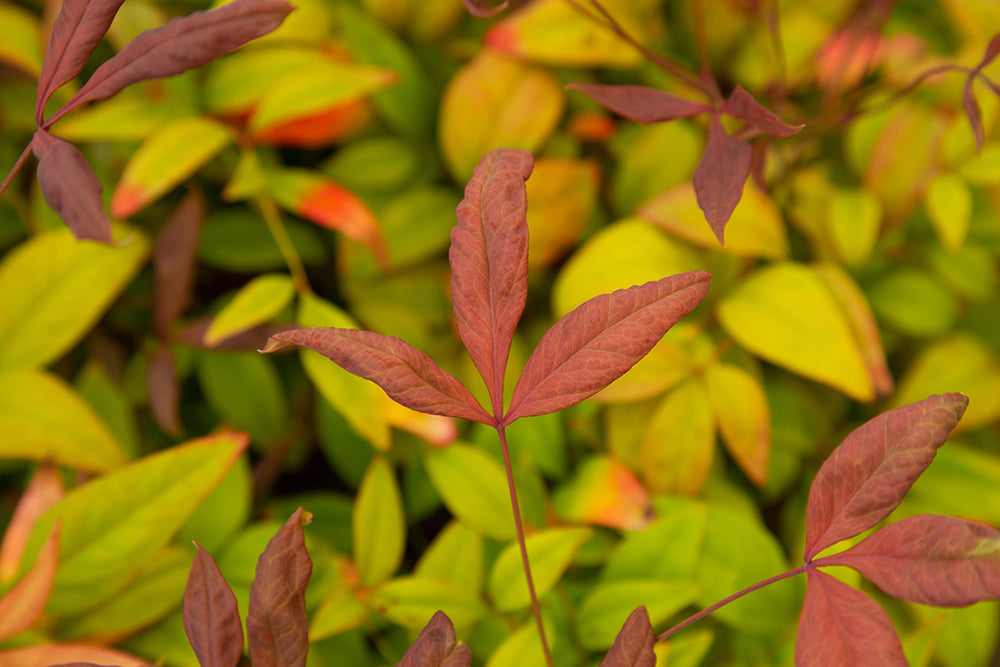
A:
1 0 1000 666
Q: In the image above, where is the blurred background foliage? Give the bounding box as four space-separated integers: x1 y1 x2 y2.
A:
1 0 999 665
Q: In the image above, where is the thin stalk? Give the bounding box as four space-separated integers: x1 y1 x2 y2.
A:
657 564 809 642
0 143 34 200
689 0 721 102
254 194 311 293
497 425 554 667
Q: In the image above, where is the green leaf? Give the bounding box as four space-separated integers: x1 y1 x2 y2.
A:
869 268 958 338
0 368 127 471
603 497 708 582
576 580 701 650
177 455 252 554
22 432 247 615
369 575 486 629
0 225 149 371
488 527 592 612
414 521 483 592
75 362 140 459
197 351 288 447
353 457 405 588
198 208 326 272
203 273 295 346
611 121 703 216
423 443 514 541
902 443 1000 527
704 363 770 487
0 3 41 77
925 173 971 253
484 617 554 667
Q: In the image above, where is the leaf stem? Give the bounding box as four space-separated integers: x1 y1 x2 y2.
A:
254 194 311 293
0 142 34 200
497 425 554 667
656 564 808 642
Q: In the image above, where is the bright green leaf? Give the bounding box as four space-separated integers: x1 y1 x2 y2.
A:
415 521 483 592
576 579 701 650
484 617 554 667
309 584 369 642
423 443 514 541
603 497 708 582
488 527 592 612
203 273 295 346
353 456 405 588
177 455 252 553
369 575 485 629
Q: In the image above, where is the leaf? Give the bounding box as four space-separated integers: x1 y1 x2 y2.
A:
370 576 485 630
204 274 294 347
803 394 969 561
35 0 126 123
182 543 244 667
639 377 715 496
0 643 149 667
721 86 803 138
925 173 971 254
146 346 179 436
415 521 483 592
488 527 592 611
197 352 288 446
553 456 652 531
962 77 984 153
246 508 313 667
796 569 908 666
825 188 881 267
261 328 491 424
525 158 599 268
463 0 509 18
30 130 110 242
53 0 294 122
578 583 700 652
0 4 42 79
506 271 710 422
423 444 515 540
450 148 533 414
485 617 553 667
691 115 752 245
704 363 770 487
567 84 713 123
817 515 1000 606
154 189 203 339
599 606 655 667
397 611 473 667
0 524 59 642
0 464 63 582
353 457 405 588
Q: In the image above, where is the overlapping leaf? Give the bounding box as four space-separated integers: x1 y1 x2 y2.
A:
31 131 111 242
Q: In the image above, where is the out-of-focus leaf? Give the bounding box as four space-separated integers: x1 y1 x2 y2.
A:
484 617 553 667
353 457 405 588
717 262 874 401
204 274 294 347
22 432 247 615
704 363 769 487
365 0 464 39
0 465 63 583
0 223 148 370
610 121 702 216
721 86 803 137
567 84 713 122
423 443 514 540
30 130 110 242
0 643 150 667
197 351 287 446
580 581 700 651
903 443 1000 527
397 611 472 667
928 244 997 303
0 525 59 642
639 377 714 495
309 564 368 641
183 544 243 667
321 137 426 195
869 269 958 338
439 50 563 181
178 455 252 554
415 521 483 592
198 208 326 272
0 368 126 471
154 190 203 339
147 346 180 436
925 173 972 253
488 527 592 611
826 188 881 266
553 456 651 531
603 498 707 582
598 606 656 667
692 115 752 245
0 4 42 79
525 157 599 268
51 95 186 142
463 0 509 18
369 576 485 629
204 47 329 116
592 329 693 404
110 117 232 218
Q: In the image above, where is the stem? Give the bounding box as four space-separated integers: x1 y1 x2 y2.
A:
497 425 554 667
254 194 312 293
0 143 34 200
689 0 721 102
656 564 808 642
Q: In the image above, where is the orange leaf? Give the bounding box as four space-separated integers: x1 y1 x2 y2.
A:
0 464 63 583
0 524 59 642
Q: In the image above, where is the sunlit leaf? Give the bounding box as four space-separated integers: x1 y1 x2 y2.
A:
553 456 652 531
370 576 485 629
423 444 514 540
415 521 483 592
204 273 294 347
638 377 714 496
488 527 592 611
578 582 700 651
704 363 770 487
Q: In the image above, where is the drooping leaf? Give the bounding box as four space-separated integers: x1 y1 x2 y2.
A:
598 605 655 667
691 115 752 245
796 568 908 666
353 457 405 588
0 524 59 642
30 130 110 242
721 86 803 138
154 189 203 339
0 464 63 583
488 527 592 611
397 611 473 667
804 394 969 561
506 271 710 422
817 515 1000 606
450 148 533 415
204 274 294 347
182 543 244 667
567 84 713 123
246 508 313 667
423 444 515 540
704 363 770 487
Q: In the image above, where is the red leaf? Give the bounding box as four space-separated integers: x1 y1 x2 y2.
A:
599 606 655 667
260 329 492 425
50 0 294 125
505 271 710 423
450 148 534 415
396 611 473 667
31 130 111 243
146 345 180 437
296 180 387 268
691 115 752 246
566 83 713 123
35 0 126 124
721 87 803 138
183 543 244 667
179 318 289 351
795 569 907 667
817 514 1000 606
246 508 313 667
963 77 985 153
803 394 969 561
154 190 203 339
976 33 1000 70
463 0 510 18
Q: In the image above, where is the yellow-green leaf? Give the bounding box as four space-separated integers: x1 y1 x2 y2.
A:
925 172 972 254
423 444 514 541
0 225 149 371
488 527 592 611
704 363 770 487
576 580 701 650
826 188 881 266
309 584 368 641
369 575 485 629
639 377 715 495
203 273 295 346
0 4 42 77
353 456 405 588
485 618 554 667
415 521 483 592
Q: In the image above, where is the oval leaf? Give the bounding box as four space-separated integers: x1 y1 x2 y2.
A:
204 273 294 347
488 527 592 611
31 130 111 242
579 583 699 653
183 543 244 667
704 363 770 487
639 378 715 496
353 457 405 588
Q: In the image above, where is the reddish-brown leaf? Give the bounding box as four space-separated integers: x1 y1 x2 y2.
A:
803 394 969 561
0 524 59 643
35 0 126 124
260 329 492 425
721 87 803 138
976 33 1000 69
49 0 294 125
599 606 655 667
816 514 1000 606
963 77 985 153
182 543 244 667
463 0 510 17
795 568 907 667
505 271 710 423
179 319 289 351
146 345 180 437
154 190 203 339
31 130 111 242
246 508 313 667
396 611 473 667
691 115 752 246
449 148 534 415
566 83 713 123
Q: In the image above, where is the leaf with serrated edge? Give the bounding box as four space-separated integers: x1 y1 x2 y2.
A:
505 271 710 423
450 148 533 415
721 87 803 138
183 543 243 667
816 514 1000 606
567 83 713 123
261 329 491 424
0 524 59 642
692 116 752 246
804 394 969 561
31 130 110 242
599 606 655 667
796 568 908 666
397 611 472 667
246 508 313 667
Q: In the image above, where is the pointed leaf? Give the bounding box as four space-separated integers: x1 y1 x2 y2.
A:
804 394 969 561
54 0 294 120
397 611 472 667
0 465 63 582
154 189 203 339
0 644 148 667
817 515 1000 606
488 527 592 611
599 606 655 667
246 508 313 667
261 328 491 424
204 274 294 347
692 115 752 245
796 568 908 666
463 0 509 18
31 130 110 242
567 84 712 123
183 543 244 667
0 525 59 642
506 271 710 422
450 148 533 414
721 86 803 138
353 457 405 588
963 78 984 153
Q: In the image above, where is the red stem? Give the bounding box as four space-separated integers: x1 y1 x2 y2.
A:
0 142 35 200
